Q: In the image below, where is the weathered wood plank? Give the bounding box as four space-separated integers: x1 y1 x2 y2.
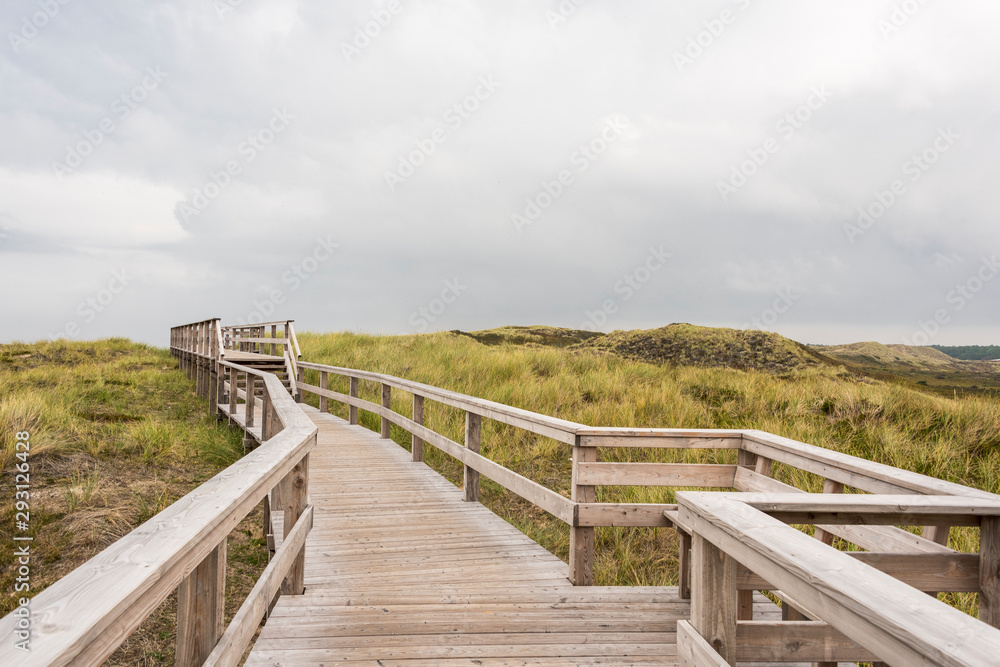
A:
464 412 481 503
678 492 1000 667
981 516 1000 628
691 534 737 662
570 440 597 586
677 619 730 667
576 463 737 488
576 503 676 527
735 620 876 662
176 540 227 667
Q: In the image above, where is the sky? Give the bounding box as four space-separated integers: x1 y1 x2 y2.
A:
1 0 998 347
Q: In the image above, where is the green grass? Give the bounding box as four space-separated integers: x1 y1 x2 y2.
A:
298 329 1000 617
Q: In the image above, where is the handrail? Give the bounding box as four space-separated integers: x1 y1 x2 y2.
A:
676 491 1000 665
0 336 317 666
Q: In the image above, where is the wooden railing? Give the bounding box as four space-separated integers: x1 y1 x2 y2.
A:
676 492 1000 666
0 321 316 667
295 360 1000 665
4 321 999 666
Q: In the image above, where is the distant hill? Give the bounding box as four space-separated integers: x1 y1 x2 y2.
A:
571 323 832 373
817 342 958 368
932 345 1000 361
451 326 602 348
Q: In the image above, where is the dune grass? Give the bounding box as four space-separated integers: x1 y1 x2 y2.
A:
297 330 1000 617
0 339 262 666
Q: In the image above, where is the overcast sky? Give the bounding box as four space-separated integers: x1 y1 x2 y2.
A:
2 0 998 347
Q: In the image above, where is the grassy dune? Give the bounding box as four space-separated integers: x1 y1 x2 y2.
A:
298 330 1000 617
0 340 263 665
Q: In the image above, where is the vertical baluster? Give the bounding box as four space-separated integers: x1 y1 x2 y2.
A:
464 412 481 502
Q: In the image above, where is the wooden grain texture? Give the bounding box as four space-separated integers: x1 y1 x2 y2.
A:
678 492 1000 667
691 534 737 663
176 539 226 667
576 502 676 527
203 506 313 667
981 516 1000 628
570 440 597 586
677 620 731 667
463 411 481 503
412 393 424 462
735 620 876 663
576 462 737 488
737 553 981 593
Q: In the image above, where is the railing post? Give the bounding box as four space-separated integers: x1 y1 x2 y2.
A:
982 516 1000 628
736 448 757 620
380 383 391 438
175 539 226 667
464 412 481 502
246 375 256 427
569 435 596 586
295 364 304 404
275 452 310 596
691 533 737 663
261 393 272 441
813 479 844 545
349 377 359 425
412 394 424 462
270 323 277 357
229 369 238 416
319 371 328 413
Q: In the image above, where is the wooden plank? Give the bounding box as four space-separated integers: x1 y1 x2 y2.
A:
735 620 876 662
176 539 227 667
982 516 1000 628
570 440 597 586
734 467 956 554
412 394 424 462
349 376 358 425
677 492 1000 667
812 478 844 545
576 503 676 527
691 534 737 663
464 412 481 503
576 463 737 488
319 371 328 413
731 492 1000 526
277 452 310 596
579 434 742 449
742 429 1000 500
738 552 981 593
203 506 313 667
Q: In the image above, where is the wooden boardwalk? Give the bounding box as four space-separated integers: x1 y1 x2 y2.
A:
246 406 687 665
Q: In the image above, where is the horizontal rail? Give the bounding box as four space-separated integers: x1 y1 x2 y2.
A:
678 492 1000 666
297 380 576 524
298 361 583 444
